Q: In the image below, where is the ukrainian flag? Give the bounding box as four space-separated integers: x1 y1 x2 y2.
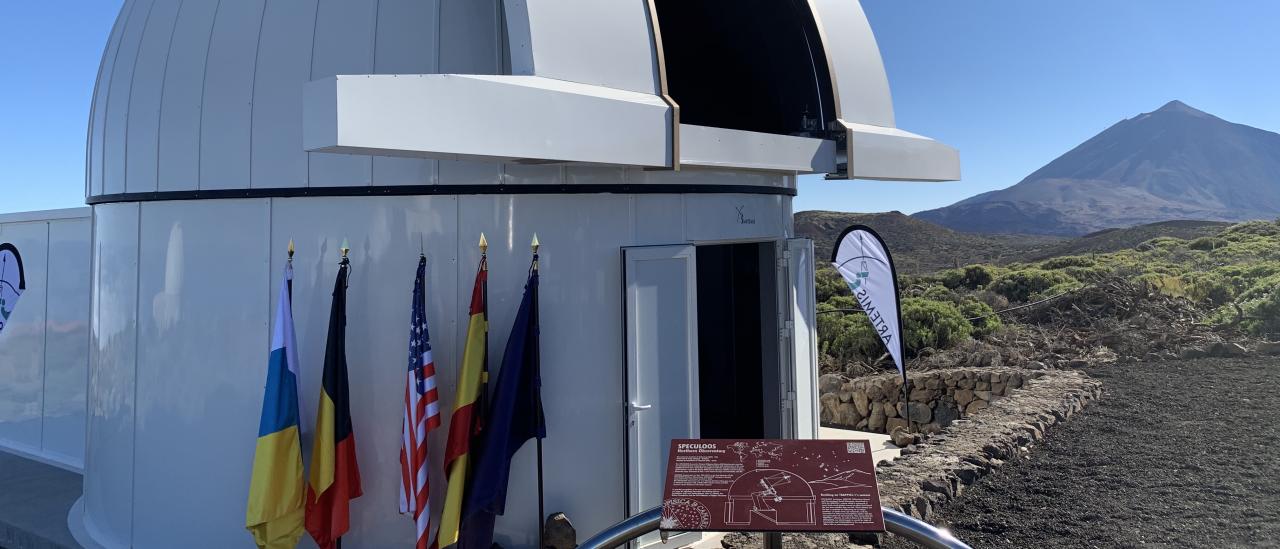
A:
246 263 305 549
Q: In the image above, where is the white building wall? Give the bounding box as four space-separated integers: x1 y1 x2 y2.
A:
85 203 139 547
0 209 91 470
82 182 793 549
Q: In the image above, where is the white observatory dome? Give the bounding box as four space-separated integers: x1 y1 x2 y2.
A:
87 0 957 203
87 0 503 198
75 2 958 548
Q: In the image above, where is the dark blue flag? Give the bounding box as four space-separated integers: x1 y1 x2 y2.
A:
459 268 544 549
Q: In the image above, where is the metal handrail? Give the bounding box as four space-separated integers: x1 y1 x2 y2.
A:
576 507 661 549
577 506 971 549
880 507 972 549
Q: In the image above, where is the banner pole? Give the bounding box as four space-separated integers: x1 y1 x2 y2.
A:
902 382 912 435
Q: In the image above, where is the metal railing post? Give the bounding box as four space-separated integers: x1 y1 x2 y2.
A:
576 506 972 549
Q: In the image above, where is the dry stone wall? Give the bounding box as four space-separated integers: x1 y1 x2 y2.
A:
819 368 1043 435
875 370 1103 522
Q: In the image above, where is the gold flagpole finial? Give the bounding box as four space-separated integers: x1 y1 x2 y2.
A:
287 239 295 261
479 233 489 254
531 233 540 272
340 238 350 259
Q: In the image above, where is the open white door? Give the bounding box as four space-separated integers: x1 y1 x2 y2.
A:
623 245 700 547
780 238 819 439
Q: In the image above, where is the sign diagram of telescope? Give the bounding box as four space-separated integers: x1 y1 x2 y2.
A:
727 469 816 526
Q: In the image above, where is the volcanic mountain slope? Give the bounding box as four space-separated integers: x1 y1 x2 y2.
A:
796 212 1242 272
1020 219 1232 261
914 101 1280 236
794 210 1062 274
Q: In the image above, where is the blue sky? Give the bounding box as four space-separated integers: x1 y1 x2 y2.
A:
798 0 1280 213
1 1 123 214
1 1 1278 215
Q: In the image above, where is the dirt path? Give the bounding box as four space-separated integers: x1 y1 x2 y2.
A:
887 357 1280 548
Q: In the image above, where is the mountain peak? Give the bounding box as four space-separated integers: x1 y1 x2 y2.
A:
1154 100 1210 118
913 101 1280 236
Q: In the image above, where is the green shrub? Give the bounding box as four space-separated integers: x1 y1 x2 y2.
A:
815 217 1280 362
1040 255 1096 270
1060 265 1110 282
1188 236 1227 251
990 269 1073 302
960 264 1003 289
1235 272 1280 302
1183 272 1235 306
958 299 1001 338
1213 263 1280 295
972 289 1009 311
1134 273 1188 297
900 298 973 354
1033 280 1084 301
817 310 881 365
934 268 965 290
1240 290 1280 337
934 264 1004 290
1212 286 1280 338
815 267 845 303
916 284 955 301
1136 237 1187 252
817 296 975 362
1221 220 1280 241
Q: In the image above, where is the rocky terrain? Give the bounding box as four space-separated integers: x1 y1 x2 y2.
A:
801 210 1280 548
883 357 1280 548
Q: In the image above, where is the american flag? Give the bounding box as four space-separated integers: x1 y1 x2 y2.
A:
400 257 441 549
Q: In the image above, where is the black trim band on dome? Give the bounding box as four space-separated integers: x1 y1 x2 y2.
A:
85 183 793 204
85 183 797 205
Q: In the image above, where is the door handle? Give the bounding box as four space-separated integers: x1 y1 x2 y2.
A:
630 402 653 412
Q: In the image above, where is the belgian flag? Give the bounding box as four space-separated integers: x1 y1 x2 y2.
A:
306 258 363 549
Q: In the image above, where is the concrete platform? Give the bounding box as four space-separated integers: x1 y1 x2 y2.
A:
819 426 902 464
0 450 82 549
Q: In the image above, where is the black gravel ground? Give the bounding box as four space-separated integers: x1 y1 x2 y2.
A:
887 357 1280 549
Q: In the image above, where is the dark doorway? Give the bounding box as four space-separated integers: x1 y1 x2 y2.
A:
696 242 779 439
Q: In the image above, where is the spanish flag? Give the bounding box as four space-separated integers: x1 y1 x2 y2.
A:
306 258 363 549
246 263 305 549
460 257 545 549
433 252 489 549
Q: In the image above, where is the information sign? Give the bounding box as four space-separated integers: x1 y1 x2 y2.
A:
660 439 885 533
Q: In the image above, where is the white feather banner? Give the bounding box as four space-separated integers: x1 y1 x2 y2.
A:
0 243 26 336
830 226 906 381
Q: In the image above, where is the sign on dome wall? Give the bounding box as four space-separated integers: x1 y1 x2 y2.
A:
660 439 885 533
0 243 25 335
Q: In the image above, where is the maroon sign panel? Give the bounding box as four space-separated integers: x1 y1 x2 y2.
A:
660 439 885 533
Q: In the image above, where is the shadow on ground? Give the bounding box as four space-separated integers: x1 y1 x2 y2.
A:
0 451 80 549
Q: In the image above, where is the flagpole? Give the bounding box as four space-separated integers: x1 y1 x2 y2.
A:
531 234 546 549
479 233 490 424
338 238 350 549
